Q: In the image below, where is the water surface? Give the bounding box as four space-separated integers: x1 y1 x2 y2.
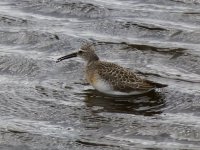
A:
0 0 200 149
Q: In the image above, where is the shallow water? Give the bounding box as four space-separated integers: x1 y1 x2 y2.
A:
0 0 200 149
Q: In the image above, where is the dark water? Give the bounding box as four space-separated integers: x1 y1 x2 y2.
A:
0 0 200 149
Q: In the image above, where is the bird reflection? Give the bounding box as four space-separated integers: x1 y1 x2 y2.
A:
83 90 166 116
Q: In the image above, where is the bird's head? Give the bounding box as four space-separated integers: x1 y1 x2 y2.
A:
56 43 99 63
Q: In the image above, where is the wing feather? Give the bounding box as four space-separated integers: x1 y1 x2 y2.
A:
96 62 155 92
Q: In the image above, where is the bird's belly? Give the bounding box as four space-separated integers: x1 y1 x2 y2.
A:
92 79 153 96
92 79 113 94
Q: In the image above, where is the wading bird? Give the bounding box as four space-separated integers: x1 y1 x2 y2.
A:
56 43 167 96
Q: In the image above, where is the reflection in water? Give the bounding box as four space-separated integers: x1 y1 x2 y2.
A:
83 90 165 116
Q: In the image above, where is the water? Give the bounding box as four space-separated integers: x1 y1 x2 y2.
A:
0 0 200 149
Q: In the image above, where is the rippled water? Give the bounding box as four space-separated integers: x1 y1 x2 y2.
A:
0 0 200 149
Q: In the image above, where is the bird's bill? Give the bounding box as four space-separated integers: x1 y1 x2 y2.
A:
56 52 77 63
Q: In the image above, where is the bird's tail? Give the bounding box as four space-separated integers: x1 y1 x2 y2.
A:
147 80 168 88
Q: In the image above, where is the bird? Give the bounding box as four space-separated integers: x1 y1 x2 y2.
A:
56 43 167 96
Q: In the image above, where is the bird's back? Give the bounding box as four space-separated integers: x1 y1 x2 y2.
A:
86 61 167 95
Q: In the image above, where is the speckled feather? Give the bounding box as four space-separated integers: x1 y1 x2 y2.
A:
86 61 159 93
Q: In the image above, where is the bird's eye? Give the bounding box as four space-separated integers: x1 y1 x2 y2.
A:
79 50 84 54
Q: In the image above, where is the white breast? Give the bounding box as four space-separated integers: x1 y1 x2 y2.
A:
92 79 113 94
92 79 153 96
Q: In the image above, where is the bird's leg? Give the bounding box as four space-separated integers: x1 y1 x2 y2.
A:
74 78 90 86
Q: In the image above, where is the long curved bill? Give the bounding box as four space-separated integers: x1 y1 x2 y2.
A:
56 52 77 63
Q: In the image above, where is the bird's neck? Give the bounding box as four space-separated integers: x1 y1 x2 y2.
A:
87 54 99 65
87 59 99 66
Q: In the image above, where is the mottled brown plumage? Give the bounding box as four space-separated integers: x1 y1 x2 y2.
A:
57 43 167 95
86 61 164 93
